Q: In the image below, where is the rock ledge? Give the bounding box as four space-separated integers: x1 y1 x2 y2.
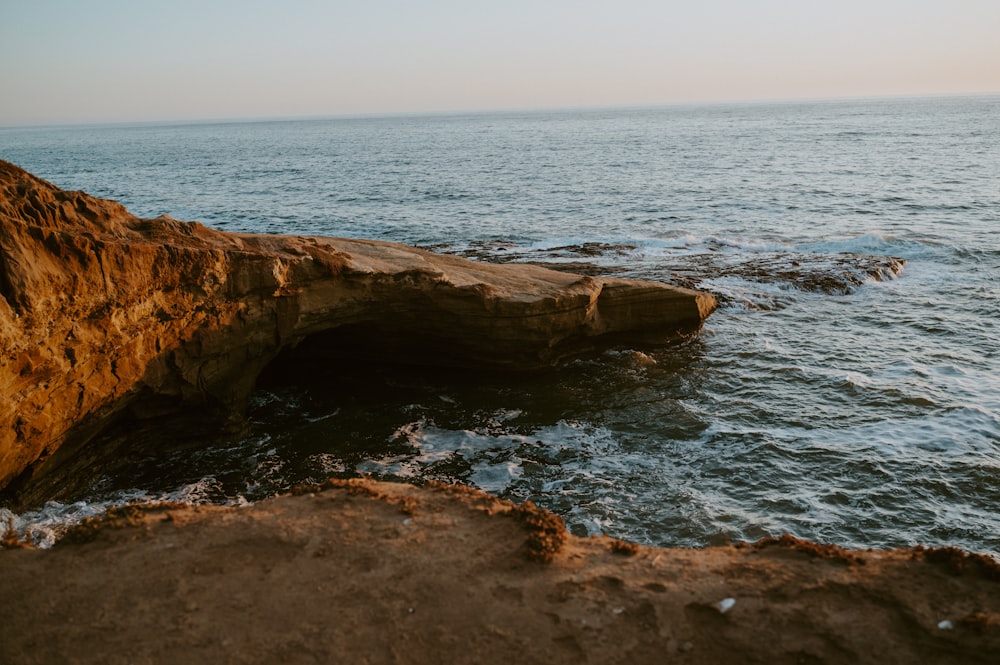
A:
2 480 997 664
0 161 714 493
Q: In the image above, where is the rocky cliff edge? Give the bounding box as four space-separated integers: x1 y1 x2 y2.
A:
2 479 998 664
0 161 715 494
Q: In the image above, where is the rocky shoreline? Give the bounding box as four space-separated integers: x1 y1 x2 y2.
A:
1 162 997 662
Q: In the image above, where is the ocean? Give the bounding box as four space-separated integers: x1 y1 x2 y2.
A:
1 95 998 556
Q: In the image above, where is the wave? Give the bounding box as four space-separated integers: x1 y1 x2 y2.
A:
795 232 932 258
434 230 922 261
427 234 908 310
1 478 248 549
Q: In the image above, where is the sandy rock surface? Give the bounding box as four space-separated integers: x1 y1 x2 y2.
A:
2 479 998 664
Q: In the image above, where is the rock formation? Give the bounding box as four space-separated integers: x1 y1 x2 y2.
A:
0 161 715 495
2 479 997 664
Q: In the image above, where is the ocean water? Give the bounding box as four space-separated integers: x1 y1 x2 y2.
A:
2 96 998 556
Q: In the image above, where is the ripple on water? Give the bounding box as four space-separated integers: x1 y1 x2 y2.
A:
3 99 998 557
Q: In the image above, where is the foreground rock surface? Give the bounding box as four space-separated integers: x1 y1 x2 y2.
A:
0 161 714 494
2 479 998 665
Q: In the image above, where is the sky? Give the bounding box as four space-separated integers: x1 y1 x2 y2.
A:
1 0 998 126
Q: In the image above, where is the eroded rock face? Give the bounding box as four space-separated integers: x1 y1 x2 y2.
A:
0 161 715 493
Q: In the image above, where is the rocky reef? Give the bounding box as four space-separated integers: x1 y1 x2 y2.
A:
0 161 714 496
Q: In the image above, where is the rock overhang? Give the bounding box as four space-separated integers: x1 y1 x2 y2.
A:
0 160 715 498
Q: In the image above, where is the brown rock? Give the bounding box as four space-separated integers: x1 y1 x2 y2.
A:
0 161 715 494
1 480 996 664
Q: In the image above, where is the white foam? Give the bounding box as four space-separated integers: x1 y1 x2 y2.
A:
1 492 149 549
798 232 899 254
1 478 250 549
795 232 935 261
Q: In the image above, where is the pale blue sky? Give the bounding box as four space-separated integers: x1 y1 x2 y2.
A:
1 0 998 126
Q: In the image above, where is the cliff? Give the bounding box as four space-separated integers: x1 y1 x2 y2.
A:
0 161 715 494
2 479 997 664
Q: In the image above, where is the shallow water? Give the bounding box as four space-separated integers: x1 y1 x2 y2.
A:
2 96 998 555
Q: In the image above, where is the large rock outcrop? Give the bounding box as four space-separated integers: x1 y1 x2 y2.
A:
0 161 715 494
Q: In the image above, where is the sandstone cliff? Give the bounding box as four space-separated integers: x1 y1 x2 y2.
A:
0 161 715 494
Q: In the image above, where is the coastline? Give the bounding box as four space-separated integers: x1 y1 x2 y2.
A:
2 159 998 662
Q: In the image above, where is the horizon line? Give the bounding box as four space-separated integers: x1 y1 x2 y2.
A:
2 90 998 132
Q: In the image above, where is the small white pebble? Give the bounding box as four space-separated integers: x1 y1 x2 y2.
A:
408 607 414 614
612 607 625 615
402 518 412 526
937 620 954 630
715 597 736 614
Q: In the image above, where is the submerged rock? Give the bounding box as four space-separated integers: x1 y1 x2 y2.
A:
0 161 715 494
435 240 907 311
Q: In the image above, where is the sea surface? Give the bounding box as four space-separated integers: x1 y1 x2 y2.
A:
2 96 998 556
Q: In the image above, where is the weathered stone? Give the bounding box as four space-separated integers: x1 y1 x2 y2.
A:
3 480 998 664
0 161 715 493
